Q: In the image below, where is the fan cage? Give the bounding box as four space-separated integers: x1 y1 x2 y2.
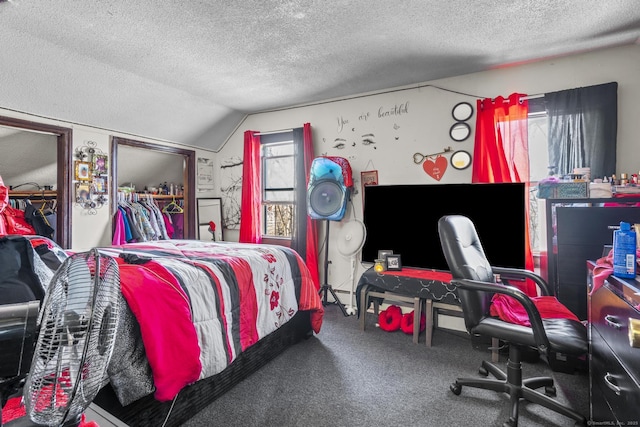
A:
336 219 367 257
25 249 120 426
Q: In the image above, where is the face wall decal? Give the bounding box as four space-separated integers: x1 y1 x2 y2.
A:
422 155 448 181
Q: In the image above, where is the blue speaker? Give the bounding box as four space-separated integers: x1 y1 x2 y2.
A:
307 157 349 221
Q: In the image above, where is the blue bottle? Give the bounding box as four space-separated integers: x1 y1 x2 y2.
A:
613 221 637 279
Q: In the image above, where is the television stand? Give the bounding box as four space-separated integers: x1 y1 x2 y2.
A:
356 267 463 345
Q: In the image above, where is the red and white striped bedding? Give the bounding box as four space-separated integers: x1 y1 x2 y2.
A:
97 240 324 402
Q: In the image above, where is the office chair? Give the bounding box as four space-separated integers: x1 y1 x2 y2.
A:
437 215 587 427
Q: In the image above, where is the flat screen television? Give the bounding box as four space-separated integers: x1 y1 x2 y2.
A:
361 183 526 271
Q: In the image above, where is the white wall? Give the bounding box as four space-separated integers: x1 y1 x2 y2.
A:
0 131 57 188
216 44 640 303
117 145 185 192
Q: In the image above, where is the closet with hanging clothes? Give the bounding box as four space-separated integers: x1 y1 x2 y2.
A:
110 136 196 243
6 190 57 241
160 196 185 239
0 117 73 249
113 192 177 244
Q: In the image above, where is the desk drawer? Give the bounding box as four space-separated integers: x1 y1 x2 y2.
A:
591 283 640 383
590 327 640 423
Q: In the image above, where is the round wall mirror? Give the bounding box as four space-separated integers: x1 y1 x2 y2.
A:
450 150 472 170
449 122 471 142
452 102 474 121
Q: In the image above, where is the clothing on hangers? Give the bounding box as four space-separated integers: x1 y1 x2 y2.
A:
162 197 184 214
24 200 55 239
114 192 174 242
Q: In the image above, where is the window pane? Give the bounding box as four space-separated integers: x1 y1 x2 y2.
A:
527 110 550 253
528 114 550 182
264 157 294 188
261 136 295 238
264 190 293 202
263 143 294 157
264 203 293 237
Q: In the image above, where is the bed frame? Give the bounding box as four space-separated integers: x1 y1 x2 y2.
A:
93 310 313 426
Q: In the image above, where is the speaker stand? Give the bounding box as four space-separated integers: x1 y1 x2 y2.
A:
318 220 349 316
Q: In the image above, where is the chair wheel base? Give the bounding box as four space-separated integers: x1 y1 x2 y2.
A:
478 366 489 376
450 382 462 395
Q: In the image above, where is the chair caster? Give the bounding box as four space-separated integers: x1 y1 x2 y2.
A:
478 366 489 376
502 417 517 427
544 385 556 396
450 382 462 395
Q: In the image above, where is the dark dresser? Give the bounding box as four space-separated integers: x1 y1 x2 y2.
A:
539 198 640 320
587 261 640 424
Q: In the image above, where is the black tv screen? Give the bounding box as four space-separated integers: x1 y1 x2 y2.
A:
361 183 526 270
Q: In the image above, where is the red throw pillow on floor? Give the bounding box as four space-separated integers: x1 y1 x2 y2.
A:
378 305 402 331
400 310 427 335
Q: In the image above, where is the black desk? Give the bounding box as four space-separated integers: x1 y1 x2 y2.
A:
356 266 462 347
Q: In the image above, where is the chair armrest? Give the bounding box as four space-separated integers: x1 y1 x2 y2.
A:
451 278 552 357
491 266 553 296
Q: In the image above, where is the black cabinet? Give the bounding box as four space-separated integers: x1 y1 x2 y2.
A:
539 198 640 320
587 262 640 424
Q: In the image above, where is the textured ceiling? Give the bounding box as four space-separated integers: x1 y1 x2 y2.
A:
1 0 639 151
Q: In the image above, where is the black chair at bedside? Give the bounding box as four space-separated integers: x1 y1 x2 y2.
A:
437 215 588 427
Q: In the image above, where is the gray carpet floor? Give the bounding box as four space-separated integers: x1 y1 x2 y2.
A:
181 304 589 427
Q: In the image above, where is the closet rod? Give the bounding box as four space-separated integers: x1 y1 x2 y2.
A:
116 191 183 200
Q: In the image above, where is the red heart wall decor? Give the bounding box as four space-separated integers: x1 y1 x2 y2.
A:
422 155 448 181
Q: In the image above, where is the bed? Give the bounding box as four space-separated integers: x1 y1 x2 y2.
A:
14 237 324 427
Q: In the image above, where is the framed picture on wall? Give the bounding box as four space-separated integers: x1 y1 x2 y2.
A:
361 170 378 186
93 154 108 175
75 161 92 181
92 176 107 194
75 182 91 203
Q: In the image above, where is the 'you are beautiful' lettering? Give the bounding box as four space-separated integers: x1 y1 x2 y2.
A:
337 115 349 133
378 101 409 118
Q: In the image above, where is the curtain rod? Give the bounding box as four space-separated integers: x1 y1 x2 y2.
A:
492 93 544 104
521 93 544 100
254 128 293 136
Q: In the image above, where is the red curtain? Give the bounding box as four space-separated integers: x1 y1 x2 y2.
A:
238 125 320 289
303 123 320 289
472 93 536 296
239 130 262 243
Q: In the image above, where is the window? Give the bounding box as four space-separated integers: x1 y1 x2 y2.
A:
527 98 550 252
261 132 295 238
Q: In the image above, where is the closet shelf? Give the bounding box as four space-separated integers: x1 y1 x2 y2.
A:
8 190 58 198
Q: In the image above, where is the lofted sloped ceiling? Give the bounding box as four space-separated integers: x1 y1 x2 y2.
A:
1 0 639 152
